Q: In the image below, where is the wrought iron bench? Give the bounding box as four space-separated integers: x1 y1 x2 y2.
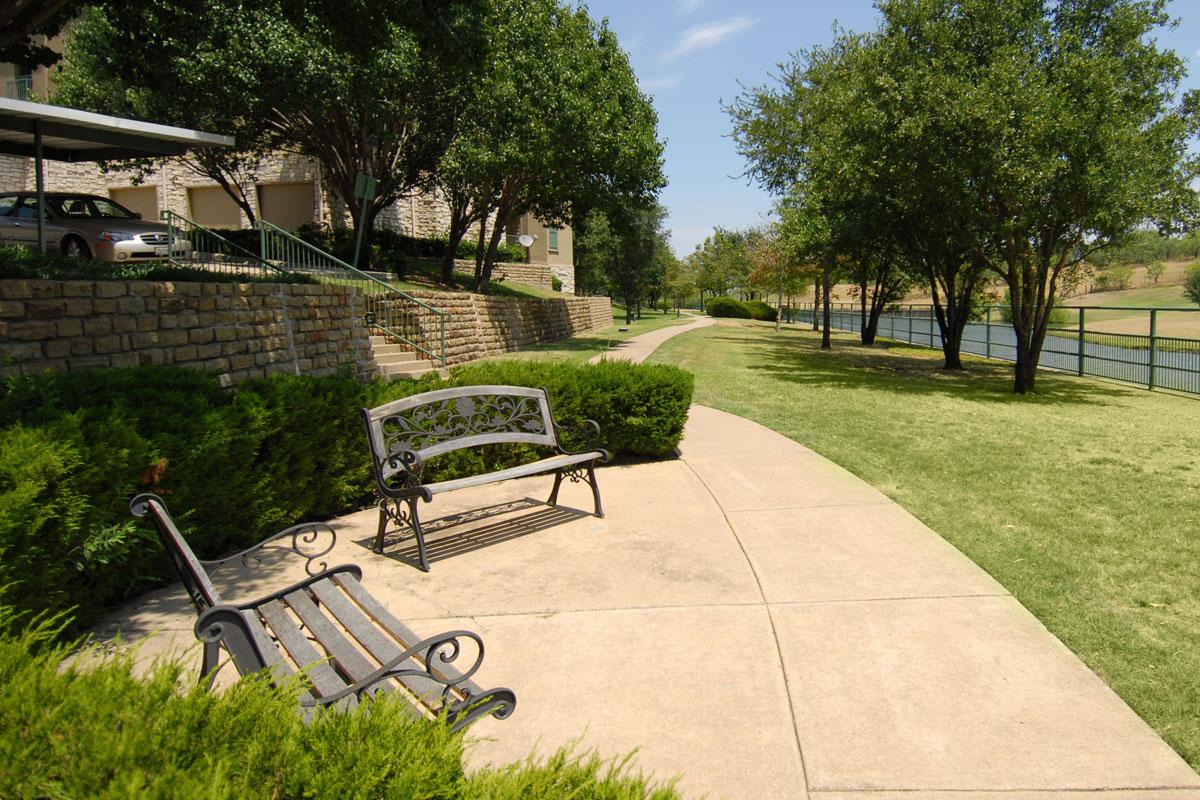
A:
129 493 515 731
362 385 609 571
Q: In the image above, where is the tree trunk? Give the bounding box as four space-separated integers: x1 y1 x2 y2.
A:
812 280 821 332
473 218 488 288
821 260 832 350
475 219 506 293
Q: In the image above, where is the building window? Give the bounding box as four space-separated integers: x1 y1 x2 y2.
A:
548 226 559 253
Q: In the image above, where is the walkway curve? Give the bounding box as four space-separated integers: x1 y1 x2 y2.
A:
98 316 1200 798
587 312 714 365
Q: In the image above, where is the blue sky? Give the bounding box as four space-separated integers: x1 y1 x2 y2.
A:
585 0 1200 257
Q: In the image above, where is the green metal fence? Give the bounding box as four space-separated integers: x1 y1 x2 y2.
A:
257 220 449 366
797 302 1200 395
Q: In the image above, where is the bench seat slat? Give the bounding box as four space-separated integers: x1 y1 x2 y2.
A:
258 597 347 700
240 609 316 705
283 589 379 684
310 580 456 710
333 573 479 692
422 451 604 496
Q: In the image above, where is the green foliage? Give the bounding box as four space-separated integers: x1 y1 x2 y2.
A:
1093 264 1135 292
0 246 316 284
706 297 752 319
743 300 778 322
0 608 679 799
552 275 564 292
1146 261 1165 285
1184 264 1200 306
0 361 691 632
1089 230 1200 267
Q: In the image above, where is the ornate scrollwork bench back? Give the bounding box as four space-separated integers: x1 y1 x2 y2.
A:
129 493 515 731
362 385 608 570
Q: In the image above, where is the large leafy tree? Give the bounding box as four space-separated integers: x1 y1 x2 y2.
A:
0 0 84 68
881 0 1198 392
436 1 664 292
56 0 488 262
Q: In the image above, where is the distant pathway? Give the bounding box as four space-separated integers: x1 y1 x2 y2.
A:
587 313 714 365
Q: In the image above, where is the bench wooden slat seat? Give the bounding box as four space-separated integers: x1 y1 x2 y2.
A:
130 493 515 731
362 385 609 571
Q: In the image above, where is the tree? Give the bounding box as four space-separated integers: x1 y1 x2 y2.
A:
1184 264 1200 306
745 225 813 332
574 208 618 296
57 0 490 265
1146 261 1164 286
432 2 664 292
0 0 84 68
885 0 1198 392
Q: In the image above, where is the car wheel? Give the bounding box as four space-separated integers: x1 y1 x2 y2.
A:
61 236 92 260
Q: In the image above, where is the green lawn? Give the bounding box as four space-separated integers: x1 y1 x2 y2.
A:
487 307 695 363
647 319 1200 769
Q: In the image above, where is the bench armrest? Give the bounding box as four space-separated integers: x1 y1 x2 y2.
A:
554 418 610 463
201 521 341 577
375 449 434 501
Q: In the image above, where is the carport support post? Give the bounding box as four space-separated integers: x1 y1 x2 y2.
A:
33 119 46 253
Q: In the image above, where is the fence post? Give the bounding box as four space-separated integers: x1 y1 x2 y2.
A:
985 306 992 358
1148 308 1157 389
929 306 934 346
907 305 913 344
260 223 268 265
1077 307 1085 376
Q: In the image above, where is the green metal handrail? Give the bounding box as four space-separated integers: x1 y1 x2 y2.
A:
256 220 449 367
161 210 288 278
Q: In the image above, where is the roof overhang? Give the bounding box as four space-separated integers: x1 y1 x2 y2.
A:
0 98 234 162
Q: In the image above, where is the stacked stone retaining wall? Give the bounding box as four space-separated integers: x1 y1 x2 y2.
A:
0 279 612 382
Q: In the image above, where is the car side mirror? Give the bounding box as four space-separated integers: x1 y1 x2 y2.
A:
133 212 142 219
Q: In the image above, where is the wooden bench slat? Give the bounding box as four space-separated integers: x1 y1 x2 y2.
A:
422 451 605 496
282 589 379 685
241 609 317 705
309 580 454 710
258 598 347 700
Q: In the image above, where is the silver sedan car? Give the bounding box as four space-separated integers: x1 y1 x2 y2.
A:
0 192 192 262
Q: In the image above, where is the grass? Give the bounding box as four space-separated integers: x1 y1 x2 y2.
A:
486 307 696 363
647 319 1200 770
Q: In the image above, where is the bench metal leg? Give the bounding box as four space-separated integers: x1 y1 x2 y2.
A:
200 640 221 689
547 463 604 518
375 497 431 572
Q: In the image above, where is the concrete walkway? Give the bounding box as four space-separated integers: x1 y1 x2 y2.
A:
100 320 1200 798
587 312 714 364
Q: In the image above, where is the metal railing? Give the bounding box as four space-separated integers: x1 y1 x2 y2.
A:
257 220 449 366
797 302 1200 395
5 76 32 101
161 210 288 279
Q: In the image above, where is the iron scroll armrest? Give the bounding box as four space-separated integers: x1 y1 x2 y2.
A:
230 564 365 612
201 520 341 577
376 449 434 501
553 418 610 463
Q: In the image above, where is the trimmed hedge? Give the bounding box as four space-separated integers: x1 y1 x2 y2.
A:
0 246 317 284
0 609 680 799
706 297 751 319
707 297 777 322
0 361 692 632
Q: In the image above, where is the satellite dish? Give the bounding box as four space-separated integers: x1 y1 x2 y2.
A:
518 234 535 248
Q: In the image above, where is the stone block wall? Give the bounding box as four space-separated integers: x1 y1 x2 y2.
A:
407 291 611 366
452 259 559 291
0 279 375 385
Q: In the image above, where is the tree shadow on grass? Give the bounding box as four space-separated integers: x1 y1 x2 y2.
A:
725 331 1135 407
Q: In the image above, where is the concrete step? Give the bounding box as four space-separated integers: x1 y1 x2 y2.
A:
378 360 436 380
372 346 421 362
374 353 424 368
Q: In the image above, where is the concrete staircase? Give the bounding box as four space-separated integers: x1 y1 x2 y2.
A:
369 335 437 381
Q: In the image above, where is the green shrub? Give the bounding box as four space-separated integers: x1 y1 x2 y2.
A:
0 245 316 285
1185 263 1200 306
552 275 563 292
0 361 692 632
706 297 751 318
0 608 679 799
1092 263 1134 291
743 300 778 322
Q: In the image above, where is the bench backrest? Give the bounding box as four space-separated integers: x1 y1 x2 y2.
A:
129 493 223 612
362 385 558 484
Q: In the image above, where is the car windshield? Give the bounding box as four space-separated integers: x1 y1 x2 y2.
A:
48 196 137 220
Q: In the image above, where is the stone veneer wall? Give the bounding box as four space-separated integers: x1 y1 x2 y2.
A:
406 291 611 366
0 279 611 381
451 259 560 291
0 279 375 385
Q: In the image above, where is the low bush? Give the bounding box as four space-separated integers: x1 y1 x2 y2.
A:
706 297 751 318
743 300 778 322
0 245 317 285
0 361 692 633
293 224 528 277
1185 263 1200 306
1092 263 1134 291
0 609 679 799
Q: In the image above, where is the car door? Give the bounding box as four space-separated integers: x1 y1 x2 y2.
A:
5 197 41 246
0 195 19 245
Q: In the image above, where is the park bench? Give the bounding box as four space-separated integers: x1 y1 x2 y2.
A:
362 385 608 571
129 493 515 731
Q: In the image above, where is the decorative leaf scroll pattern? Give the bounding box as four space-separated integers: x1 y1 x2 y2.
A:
381 394 546 454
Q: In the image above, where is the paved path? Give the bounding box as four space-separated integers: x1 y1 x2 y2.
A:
587 312 714 364
101 319 1200 798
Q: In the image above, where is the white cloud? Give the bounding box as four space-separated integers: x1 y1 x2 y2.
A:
663 16 755 63
674 0 706 14
642 75 682 91
1195 48 1200 61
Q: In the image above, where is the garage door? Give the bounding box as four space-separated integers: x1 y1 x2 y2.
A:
257 182 316 232
188 186 244 229
109 186 158 221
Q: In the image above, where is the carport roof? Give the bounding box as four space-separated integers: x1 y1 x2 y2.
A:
0 97 234 162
